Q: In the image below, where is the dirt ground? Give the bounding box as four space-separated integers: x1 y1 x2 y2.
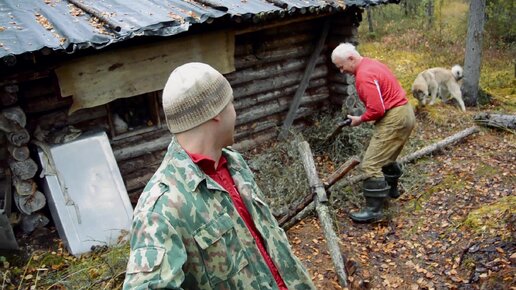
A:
287 105 515 290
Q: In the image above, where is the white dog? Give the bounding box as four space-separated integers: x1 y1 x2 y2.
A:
411 65 466 111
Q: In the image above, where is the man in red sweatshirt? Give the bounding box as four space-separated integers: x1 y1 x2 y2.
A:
331 43 416 223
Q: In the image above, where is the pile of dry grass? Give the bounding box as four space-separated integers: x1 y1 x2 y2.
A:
247 112 373 216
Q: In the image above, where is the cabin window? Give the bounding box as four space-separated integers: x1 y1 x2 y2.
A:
107 92 162 139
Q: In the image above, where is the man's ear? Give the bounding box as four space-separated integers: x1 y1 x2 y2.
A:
212 114 221 122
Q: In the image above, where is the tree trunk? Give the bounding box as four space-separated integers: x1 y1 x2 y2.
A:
366 7 374 33
426 0 434 27
462 0 486 106
297 141 348 287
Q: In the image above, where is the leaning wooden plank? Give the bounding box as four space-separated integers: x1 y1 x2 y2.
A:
283 126 480 229
278 19 330 139
297 141 348 287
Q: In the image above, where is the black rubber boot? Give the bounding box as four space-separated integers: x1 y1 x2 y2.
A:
350 178 390 223
382 162 403 199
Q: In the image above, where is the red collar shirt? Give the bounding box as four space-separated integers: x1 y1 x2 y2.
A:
188 151 288 290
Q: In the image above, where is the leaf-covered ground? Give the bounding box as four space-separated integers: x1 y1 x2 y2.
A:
287 106 515 289
2 1 515 289
286 1 515 289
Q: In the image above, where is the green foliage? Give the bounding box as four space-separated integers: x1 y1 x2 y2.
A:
463 195 516 240
485 0 516 45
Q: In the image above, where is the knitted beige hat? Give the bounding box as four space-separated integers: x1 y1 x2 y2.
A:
162 62 233 133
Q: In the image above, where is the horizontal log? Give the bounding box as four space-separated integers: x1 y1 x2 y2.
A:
233 65 328 99
34 106 107 130
114 134 171 161
330 83 356 96
235 107 315 143
235 78 327 110
227 56 325 86
8 145 30 161
18 78 54 100
235 120 278 141
0 70 50 87
118 151 165 176
329 73 355 85
235 45 314 69
111 127 170 152
232 129 278 152
235 33 315 56
474 113 516 130
124 171 155 193
24 94 73 114
237 91 328 126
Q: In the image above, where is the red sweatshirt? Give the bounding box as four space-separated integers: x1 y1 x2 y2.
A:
187 151 288 290
354 57 408 122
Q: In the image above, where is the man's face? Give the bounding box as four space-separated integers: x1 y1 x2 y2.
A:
219 101 236 147
334 57 354 74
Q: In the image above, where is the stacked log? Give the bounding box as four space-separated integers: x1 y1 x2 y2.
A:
328 8 362 109
0 106 48 234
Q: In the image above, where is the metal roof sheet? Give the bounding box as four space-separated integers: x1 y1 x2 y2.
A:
0 0 396 60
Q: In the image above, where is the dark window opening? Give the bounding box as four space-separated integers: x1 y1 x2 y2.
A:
107 92 161 139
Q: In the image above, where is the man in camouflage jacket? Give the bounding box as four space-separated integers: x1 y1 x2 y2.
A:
123 63 315 289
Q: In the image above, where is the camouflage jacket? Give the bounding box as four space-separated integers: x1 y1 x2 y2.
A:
123 138 315 290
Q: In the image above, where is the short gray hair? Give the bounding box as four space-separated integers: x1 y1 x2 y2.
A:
331 43 361 63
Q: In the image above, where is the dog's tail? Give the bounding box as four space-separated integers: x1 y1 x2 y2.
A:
451 65 463 81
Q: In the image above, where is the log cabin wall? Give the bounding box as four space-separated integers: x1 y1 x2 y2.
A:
2 10 361 202
327 7 363 110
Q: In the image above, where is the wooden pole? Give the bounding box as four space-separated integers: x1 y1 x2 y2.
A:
297 141 348 287
278 19 330 139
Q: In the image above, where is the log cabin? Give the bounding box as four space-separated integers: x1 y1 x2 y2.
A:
0 0 397 243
